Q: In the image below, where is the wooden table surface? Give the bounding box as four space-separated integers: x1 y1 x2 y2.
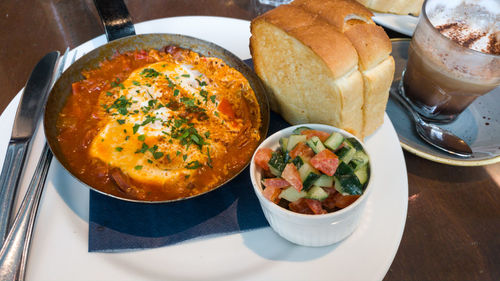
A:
1 0 499 280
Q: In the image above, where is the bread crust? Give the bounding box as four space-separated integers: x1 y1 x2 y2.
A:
356 0 424 16
255 5 359 79
344 23 392 70
291 0 374 31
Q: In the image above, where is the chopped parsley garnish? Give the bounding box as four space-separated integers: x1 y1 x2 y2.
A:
185 161 202 169
149 145 159 153
133 124 140 134
148 100 157 108
174 117 188 128
106 91 113 96
138 134 146 141
117 119 125 125
153 151 164 159
180 97 196 108
199 89 208 102
132 81 141 86
165 76 176 88
135 143 149 154
140 68 160 78
115 147 123 152
141 115 158 126
134 165 143 170
210 95 216 103
181 74 190 78
196 79 207 87
173 89 180 96
110 78 120 88
105 95 131 115
206 148 213 168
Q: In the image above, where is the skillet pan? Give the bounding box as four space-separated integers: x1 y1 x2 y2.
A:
44 0 270 203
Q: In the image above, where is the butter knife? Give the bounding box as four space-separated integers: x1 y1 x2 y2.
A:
0 51 59 244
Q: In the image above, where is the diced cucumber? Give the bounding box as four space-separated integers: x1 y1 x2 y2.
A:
269 166 281 177
349 150 369 170
354 164 369 185
324 132 344 151
334 174 363 195
313 174 334 187
286 134 307 152
348 137 364 150
298 162 320 190
292 126 311 135
298 162 318 181
335 143 356 164
306 186 329 201
303 173 321 191
306 136 326 154
279 137 289 154
279 186 307 202
268 151 286 177
334 162 354 177
291 156 304 169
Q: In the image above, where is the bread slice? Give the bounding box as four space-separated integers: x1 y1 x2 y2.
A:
251 4 364 137
356 0 424 16
251 0 394 138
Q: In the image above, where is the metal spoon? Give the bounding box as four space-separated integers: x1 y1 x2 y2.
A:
390 86 473 158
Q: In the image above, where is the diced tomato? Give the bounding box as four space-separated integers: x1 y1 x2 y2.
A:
289 198 327 214
254 148 273 171
281 163 303 192
310 149 340 176
321 188 338 210
305 198 327 214
289 142 315 160
262 178 290 189
300 130 330 142
218 98 236 119
289 198 314 214
334 193 360 209
262 185 283 204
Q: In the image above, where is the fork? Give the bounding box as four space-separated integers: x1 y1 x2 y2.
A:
0 48 77 281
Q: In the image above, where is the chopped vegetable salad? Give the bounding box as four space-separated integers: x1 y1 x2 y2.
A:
254 127 370 215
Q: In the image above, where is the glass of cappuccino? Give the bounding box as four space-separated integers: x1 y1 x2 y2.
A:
401 0 500 123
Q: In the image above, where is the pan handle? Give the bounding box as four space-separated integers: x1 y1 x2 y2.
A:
93 0 136 41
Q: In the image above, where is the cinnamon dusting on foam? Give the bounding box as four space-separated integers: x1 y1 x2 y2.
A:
436 22 499 55
427 0 500 55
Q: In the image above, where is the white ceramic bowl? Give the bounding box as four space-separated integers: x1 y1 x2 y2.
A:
250 124 373 247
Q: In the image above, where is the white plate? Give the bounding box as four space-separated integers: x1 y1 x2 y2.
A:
373 12 418 36
0 16 408 281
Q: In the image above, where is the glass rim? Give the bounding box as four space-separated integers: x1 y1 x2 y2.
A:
420 0 500 58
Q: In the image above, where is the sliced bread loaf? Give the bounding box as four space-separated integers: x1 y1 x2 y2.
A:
250 0 394 138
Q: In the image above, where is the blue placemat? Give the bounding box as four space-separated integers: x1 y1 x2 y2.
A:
88 107 289 252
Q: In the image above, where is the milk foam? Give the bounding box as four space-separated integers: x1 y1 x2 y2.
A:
426 0 500 54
